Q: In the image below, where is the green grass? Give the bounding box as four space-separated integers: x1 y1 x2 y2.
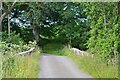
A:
0 51 2 80
41 43 65 55
65 49 118 78
42 43 118 78
2 48 40 78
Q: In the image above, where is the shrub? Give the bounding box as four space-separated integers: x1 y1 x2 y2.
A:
2 31 23 45
2 41 39 78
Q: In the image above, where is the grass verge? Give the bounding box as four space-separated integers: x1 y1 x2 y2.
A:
2 48 40 78
63 46 118 78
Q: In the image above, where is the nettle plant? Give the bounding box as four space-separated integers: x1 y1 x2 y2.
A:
1 31 37 55
2 41 36 56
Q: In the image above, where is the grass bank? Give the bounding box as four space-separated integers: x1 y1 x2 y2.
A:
42 43 118 78
63 47 118 78
2 48 40 78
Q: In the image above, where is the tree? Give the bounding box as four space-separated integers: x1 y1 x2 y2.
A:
0 0 17 43
58 3 89 50
83 2 119 59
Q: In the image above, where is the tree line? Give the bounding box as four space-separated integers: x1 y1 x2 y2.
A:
1 2 120 60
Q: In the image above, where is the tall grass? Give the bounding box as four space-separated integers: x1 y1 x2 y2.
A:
0 50 2 80
2 48 40 78
63 46 118 78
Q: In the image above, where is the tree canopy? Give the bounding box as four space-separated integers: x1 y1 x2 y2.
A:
1 2 120 60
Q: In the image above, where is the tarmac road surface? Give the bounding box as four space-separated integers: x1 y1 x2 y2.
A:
39 54 93 78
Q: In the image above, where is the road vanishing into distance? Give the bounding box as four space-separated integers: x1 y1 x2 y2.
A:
39 54 93 78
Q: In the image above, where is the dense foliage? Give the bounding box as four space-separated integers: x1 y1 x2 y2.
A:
83 3 120 60
1 31 39 78
1 1 119 78
1 2 119 65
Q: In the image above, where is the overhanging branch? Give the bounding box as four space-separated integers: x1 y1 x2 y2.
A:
1 0 17 21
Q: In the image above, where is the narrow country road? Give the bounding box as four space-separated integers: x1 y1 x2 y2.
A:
39 54 93 78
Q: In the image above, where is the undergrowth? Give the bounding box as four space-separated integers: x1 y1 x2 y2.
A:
2 32 40 78
2 40 40 78
2 48 40 78
41 43 64 55
63 46 118 78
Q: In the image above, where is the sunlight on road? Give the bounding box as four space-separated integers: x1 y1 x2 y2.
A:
39 54 93 78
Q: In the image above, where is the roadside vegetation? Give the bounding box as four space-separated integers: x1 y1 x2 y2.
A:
2 49 40 78
42 43 118 78
1 2 119 78
1 32 40 78
63 47 118 78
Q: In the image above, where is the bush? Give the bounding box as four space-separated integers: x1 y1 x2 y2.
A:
2 41 39 78
2 31 23 45
1 31 38 78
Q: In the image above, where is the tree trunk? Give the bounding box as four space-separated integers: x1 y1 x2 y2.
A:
0 0 16 33
69 37 72 46
0 2 2 42
0 2 2 33
8 13 10 38
117 2 120 15
33 27 40 46
103 2 107 30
